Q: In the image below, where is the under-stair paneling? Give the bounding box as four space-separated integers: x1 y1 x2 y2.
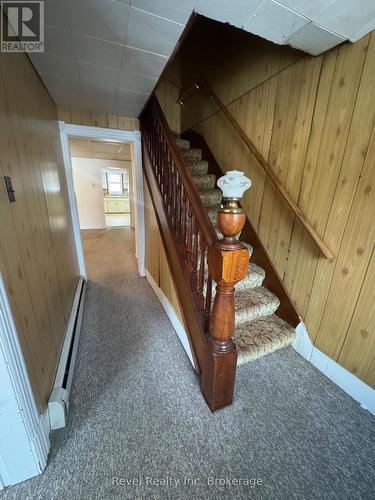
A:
143 179 183 324
158 237 184 325
0 49 79 410
180 27 375 387
144 177 160 283
57 107 140 131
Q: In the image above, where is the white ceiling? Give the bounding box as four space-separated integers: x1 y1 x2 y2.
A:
69 137 131 161
26 1 375 117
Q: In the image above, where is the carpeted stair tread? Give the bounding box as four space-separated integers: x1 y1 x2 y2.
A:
236 262 265 291
187 160 208 175
175 138 190 150
234 314 295 366
234 286 280 325
192 174 216 191
199 188 222 207
240 241 254 255
178 141 295 369
181 148 202 163
205 262 265 293
206 205 221 225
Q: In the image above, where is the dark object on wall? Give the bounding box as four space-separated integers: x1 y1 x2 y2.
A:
4 176 15 202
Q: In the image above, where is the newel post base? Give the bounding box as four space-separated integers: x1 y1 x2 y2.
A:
201 211 249 411
201 334 238 411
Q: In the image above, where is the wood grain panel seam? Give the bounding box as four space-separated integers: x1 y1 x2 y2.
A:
183 56 305 132
305 40 372 346
281 59 325 281
336 243 375 363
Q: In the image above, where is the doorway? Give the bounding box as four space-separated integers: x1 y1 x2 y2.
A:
68 137 134 230
59 123 145 279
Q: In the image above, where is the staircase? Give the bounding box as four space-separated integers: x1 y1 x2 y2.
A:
140 95 299 411
175 137 295 367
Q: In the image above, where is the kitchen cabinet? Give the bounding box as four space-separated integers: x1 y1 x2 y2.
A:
104 197 130 213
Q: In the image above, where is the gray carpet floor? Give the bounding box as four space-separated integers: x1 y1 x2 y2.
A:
2 228 374 500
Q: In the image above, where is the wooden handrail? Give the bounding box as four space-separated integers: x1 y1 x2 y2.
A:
177 81 334 261
182 128 301 328
151 96 217 247
140 95 251 410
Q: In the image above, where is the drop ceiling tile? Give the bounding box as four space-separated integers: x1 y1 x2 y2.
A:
114 87 148 117
118 71 157 93
45 0 72 30
287 22 345 55
29 53 79 80
127 8 184 57
130 0 193 24
43 25 76 59
74 34 124 69
122 46 167 78
244 0 309 44
83 97 116 114
276 1 327 20
70 0 130 44
81 84 117 113
47 82 85 108
311 0 375 41
194 0 263 28
278 0 375 41
37 71 79 89
78 62 120 88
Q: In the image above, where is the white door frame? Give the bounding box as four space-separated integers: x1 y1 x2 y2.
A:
59 122 145 278
0 273 50 488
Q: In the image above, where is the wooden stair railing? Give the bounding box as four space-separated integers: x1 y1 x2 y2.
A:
140 95 249 410
182 129 300 329
177 80 334 261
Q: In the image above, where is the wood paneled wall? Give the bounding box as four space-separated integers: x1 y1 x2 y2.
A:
58 106 140 131
155 79 181 134
178 21 375 387
144 179 183 324
155 56 182 134
0 51 79 410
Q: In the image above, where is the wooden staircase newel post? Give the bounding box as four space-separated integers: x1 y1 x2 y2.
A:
201 170 252 411
201 212 249 411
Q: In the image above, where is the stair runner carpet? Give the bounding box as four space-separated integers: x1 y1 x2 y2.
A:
176 137 295 367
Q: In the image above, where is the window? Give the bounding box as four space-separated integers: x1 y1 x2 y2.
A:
107 173 123 195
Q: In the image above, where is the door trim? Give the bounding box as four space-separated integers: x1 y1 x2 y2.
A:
59 123 145 277
0 273 50 487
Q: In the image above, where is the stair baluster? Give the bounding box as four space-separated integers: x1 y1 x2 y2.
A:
140 96 251 411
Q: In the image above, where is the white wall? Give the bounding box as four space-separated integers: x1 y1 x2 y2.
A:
72 158 106 230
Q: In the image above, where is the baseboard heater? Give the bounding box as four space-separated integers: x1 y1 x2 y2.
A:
48 277 86 430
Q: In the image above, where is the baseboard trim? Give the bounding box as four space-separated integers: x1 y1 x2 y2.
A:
144 270 375 415
293 322 375 416
145 270 196 370
48 277 86 430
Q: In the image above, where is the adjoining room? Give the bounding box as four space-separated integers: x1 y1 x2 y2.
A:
69 137 134 230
